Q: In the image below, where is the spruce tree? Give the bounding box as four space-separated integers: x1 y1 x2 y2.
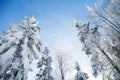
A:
36 47 54 80
0 17 41 80
74 61 89 80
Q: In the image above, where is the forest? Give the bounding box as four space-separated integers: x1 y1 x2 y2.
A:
0 0 120 80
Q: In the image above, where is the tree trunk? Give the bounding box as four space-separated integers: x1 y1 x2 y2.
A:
98 46 120 74
61 69 64 80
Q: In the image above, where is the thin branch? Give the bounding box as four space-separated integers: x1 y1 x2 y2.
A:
103 8 120 28
94 8 120 33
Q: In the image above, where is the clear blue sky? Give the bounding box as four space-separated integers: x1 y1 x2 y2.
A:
0 0 96 33
0 0 102 80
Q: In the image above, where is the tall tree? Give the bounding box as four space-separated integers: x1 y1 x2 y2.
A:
36 47 54 80
74 19 120 80
86 0 120 79
0 17 41 80
74 61 89 80
74 0 120 79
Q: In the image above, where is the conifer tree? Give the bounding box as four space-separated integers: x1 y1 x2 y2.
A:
36 47 54 80
0 17 41 80
74 61 89 80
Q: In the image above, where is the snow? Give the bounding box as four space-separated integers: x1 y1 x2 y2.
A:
0 17 41 80
0 45 16 74
6 70 11 74
28 59 39 80
32 45 40 59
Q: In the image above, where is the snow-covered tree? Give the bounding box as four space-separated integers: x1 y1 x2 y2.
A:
54 49 71 80
36 47 54 80
74 61 89 80
74 0 120 79
74 20 120 80
86 0 120 34
0 17 41 80
86 0 120 79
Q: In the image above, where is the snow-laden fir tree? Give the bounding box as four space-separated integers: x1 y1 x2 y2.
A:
74 61 89 80
36 47 54 80
0 17 41 80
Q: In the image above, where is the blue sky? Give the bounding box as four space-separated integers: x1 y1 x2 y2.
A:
0 0 96 32
0 0 102 80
